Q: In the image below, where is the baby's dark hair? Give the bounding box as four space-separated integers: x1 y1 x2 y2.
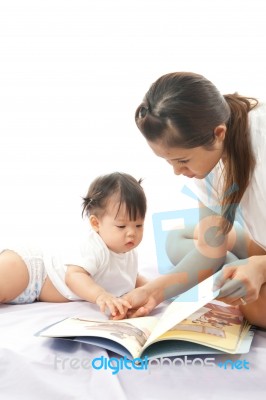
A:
82 172 147 220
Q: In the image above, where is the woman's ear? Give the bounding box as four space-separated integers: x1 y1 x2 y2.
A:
214 124 227 143
89 215 100 232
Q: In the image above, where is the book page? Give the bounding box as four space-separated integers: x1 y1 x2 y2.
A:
142 274 219 349
141 318 253 358
155 302 246 353
39 315 159 359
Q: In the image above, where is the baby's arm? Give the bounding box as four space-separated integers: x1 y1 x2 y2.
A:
65 265 131 317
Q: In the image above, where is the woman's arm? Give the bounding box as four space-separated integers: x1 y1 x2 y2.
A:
121 260 266 328
65 265 131 316
135 274 149 287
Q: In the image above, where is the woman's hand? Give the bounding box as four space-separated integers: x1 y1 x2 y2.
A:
214 256 266 306
110 286 158 320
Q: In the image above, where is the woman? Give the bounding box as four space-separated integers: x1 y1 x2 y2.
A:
120 72 266 328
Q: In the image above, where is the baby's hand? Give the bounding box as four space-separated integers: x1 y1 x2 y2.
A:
95 293 131 317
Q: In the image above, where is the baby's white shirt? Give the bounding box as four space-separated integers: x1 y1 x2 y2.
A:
44 229 138 300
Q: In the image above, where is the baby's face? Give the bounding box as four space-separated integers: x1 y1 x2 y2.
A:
93 199 144 253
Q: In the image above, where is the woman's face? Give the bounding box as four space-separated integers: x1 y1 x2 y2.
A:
147 127 226 179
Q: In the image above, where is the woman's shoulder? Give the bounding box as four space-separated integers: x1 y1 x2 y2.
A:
248 100 266 150
249 100 266 123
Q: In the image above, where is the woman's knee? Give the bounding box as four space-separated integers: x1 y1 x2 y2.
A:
165 227 196 266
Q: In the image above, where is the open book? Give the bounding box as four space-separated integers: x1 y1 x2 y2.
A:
38 275 254 359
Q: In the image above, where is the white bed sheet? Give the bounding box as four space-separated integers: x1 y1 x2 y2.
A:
1 273 266 400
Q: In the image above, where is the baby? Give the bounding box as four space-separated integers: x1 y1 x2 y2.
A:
0 172 148 317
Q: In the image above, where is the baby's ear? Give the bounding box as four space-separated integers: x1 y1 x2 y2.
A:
89 215 100 232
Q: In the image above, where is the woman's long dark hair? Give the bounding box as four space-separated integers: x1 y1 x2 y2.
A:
135 72 257 233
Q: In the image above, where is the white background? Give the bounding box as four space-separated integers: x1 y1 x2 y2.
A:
0 0 265 259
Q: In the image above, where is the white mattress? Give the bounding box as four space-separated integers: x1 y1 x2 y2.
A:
1 274 266 400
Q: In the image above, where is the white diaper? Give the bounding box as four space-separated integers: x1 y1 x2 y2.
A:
4 246 47 304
